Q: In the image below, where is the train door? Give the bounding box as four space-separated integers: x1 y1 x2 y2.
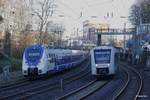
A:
114 50 119 73
47 53 55 71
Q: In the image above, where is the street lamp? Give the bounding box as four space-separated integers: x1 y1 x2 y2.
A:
120 16 130 61
120 16 128 51
123 22 126 52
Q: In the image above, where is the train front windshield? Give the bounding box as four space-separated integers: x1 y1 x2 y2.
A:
94 49 111 64
25 46 43 65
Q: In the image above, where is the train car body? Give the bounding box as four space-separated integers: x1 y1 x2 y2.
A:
22 44 87 77
90 46 118 77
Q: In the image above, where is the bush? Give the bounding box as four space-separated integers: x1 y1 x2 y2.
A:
0 56 22 73
0 54 11 73
10 58 22 72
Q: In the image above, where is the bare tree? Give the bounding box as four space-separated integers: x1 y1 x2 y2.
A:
129 0 150 26
0 0 6 7
0 0 7 24
32 0 56 43
46 22 65 45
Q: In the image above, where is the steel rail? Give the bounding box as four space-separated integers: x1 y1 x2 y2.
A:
57 79 110 100
19 70 91 99
1 63 90 99
113 63 143 100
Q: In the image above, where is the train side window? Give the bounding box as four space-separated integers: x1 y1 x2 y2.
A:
115 53 119 63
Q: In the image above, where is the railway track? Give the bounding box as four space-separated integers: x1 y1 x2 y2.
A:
0 58 89 90
57 63 143 100
18 69 91 99
56 79 110 100
113 63 143 100
0 59 89 90
0 78 30 92
0 62 91 100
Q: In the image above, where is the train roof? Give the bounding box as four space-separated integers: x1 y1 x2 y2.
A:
92 45 123 50
93 45 115 49
25 44 86 52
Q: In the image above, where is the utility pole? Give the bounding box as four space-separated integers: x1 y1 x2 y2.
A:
137 6 142 59
97 34 101 46
4 29 11 57
123 23 126 52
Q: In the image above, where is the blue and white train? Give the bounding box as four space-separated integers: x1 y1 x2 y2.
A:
90 46 119 77
22 44 87 77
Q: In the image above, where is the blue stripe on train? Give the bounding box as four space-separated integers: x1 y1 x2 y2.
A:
51 55 84 72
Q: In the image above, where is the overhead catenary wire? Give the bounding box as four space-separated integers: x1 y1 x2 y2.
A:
58 1 79 16
86 0 114 7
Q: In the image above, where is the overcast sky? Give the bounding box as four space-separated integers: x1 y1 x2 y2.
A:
50 0 136 37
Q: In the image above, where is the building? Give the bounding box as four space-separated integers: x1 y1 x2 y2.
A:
83 20 113 45
83 20 128 47
83 20 98 45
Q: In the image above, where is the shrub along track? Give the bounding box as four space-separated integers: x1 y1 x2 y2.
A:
0 58 91 100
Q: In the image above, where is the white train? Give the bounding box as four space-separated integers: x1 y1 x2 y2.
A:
90 46 119 77
22 44 87 77
142 44 150 51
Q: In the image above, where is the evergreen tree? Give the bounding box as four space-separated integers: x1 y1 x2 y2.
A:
4 29 11 57
129 0 150 26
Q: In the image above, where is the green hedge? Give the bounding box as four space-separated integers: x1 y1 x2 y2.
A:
10 58 22 72
0 56 22 73
0 55 11 73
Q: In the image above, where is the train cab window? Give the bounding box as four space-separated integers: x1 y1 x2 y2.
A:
25 48 42 62
94 49 111 64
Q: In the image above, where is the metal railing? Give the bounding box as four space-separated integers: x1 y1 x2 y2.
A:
93 28 135 35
